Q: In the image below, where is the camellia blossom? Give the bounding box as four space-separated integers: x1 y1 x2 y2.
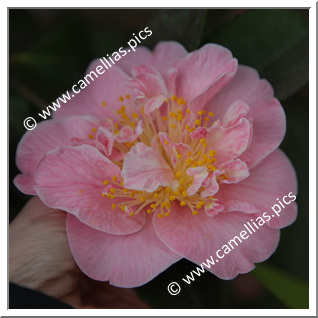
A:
14 42 297 287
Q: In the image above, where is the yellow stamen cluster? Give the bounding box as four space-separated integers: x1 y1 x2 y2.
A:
97 93 220 218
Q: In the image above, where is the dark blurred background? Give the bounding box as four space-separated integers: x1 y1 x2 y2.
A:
9 9 309 309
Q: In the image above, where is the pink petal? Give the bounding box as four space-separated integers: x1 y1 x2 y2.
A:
218 159 250 184
144 95 167 115
54 61 135 121
152 41 188 74
205 198 224 217
217 149 298 229
201 171 221 198
206 118 252 163
115 46 152 76
96 127 115 156
14 116 100 195
34 145 146 235
172 44 238 104
67 214 181 287
186 167 209 196
189 127 208 140
153 204 280 279
223 200 260 214
122 143 173 192
222 100 250 127
206 65 285 168
116 120 143 143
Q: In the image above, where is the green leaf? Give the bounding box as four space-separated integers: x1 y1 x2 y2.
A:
252 263 309 309
147 9 208 51
208 9 309 100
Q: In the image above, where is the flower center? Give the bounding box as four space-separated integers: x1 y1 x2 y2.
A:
97 94 220 218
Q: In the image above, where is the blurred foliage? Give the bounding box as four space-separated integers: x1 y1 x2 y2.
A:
9 9 309 309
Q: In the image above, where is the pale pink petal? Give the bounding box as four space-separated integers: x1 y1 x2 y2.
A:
206 118 252 163
54 61 135 120
34 145 146 235
14 116 100 195
131 64 162 78
222 100 250 127
205 199 224 217
217 149 298 229
144 95 167 115
186 167 209 196
122 143 173 192
67 214 181 287
201 171 221 198
152 41 188 73
153 204 280 279
96 127 114 156
218 159 250 184
223 200 260 214
115 46 152 76
134 72 168 97
116 120 143 143
172 44 238 104
189 127 208 140
206 65 285 168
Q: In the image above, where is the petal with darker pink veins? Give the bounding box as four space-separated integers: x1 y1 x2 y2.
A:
122 143 173 192
34 145 146 235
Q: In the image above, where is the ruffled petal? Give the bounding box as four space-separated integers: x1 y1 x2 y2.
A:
67 214 181 287
34 145 146 235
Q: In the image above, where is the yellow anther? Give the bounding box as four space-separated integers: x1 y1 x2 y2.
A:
177 115 183 121
125 142 131 148
101 193 106 197
109 188 115 194
179 179 184 185
176 153 181 159
158 213 164 218
164 140 169 145
140 196 146 202
192 210 198 215
195 119 201 126
122 189 129 193
162 116 167 121
120 205 126 211
185 124 190 129
177 110 183 114
200 138 206 144
101 101 106 106
208 165 217 171
109 194 115 199
196 204 202 209
154 193 159 198
129 212 134 217
88 134 94 139
182 190 187 196
199 201 205 206
141 107 144 114
165 187 171 193
150 203 157 209
132 112 139 118
209 150 217 156
208 112 214 117
203 143 207 148
176 171 182 178
171 95 177 101
114 129 119 135
147 209 152 214
170 124 176 129
120 179 124 186
119 95 124 101
204 117 210 122
197 111 203 115
187 151 192 156
208 158 217 163
186 158 193 165
169 112 177 118
197 160 203 165
111 204 116 209
103 180 109 185
112 176 117 182
125 94 131 99
130 191 135 197
186 109 191 114
197 150 202 156
202 110 206 114
91 128 97 132
169 195 176 201
165 212 170 217
180 201 187 206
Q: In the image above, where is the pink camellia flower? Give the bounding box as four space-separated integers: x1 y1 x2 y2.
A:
14 42 297 287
